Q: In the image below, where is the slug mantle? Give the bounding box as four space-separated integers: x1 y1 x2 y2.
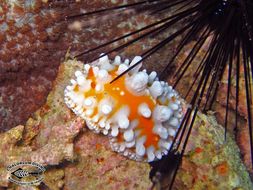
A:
64 55 184 162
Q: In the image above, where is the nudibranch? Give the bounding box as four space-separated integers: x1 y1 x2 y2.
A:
64 55 184 162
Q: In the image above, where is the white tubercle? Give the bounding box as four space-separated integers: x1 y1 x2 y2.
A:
175 100 181 105
99 55 115 71
112 142 119 150
174 111 183 119
147 146 155 162
84 64 91 72
75 105 82 113
116 64 128 75
92 114 99 123
136 144 146 157
119 144 126 152
81 112 86 118
149 81 163 99
113 55 121 65
162 149 168 156
123 129 134 142
101 105 112 115
69 102 75 108
84 97 95 107
85 109 94 116
95 84 103 92
98 117 106 128
138 103 151 118
155 150 162 159
168 117 180 128
70 79 76 85
129 119 139 130
124 59 130 65
136 136 146 157
103 129 109 135
77 75 85 86
148 71 157 84
153 124 168 139
162 85 169 93
167 91 177 99
105 122 111 130
158 140 172 150
129 56 142 74
73 94 84 105
98 98 114 115
97 69 111 83
92 67 99 77
118 116 130 129
123 151 129 157
111 126 119 137
79 79 91 92
126 140 135 148
169 102 179 111
66 91 74 99
75 70 83 78
125 71 149 96
153 105 173 122
168 128 176 137
167 85 173 92
86 121 95 130
99 54 109 62
66 85 73 91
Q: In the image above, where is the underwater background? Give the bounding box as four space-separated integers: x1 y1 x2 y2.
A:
0 0 252 189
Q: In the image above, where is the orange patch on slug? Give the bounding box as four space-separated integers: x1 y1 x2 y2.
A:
117 133 124 143
73 85 79 92
88 67 94 77
105 74 159 148
81 68 160 149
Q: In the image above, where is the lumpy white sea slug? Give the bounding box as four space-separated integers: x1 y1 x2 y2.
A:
64 55 184 162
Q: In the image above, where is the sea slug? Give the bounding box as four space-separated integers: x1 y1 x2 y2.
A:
64 55 184 162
